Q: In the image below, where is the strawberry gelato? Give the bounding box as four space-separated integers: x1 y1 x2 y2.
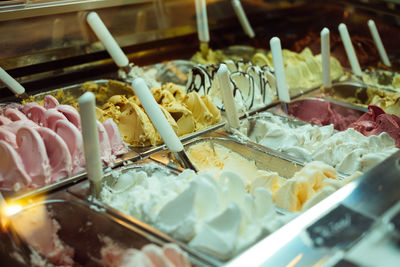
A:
288 99 362 131
349 105 400 147
0 95 127 192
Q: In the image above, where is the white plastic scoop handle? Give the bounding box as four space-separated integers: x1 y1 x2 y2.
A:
368 19 391 67
195 0 210 43
132 78 183 152
86 12 129 68
79 92 103 197
338 23 362 76
218 64 240 129
231 0 255 38
0 67 25 95
270 37 290 103
321 27 331 88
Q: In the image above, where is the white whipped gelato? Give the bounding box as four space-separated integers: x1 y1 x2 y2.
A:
186 60 276 113
236 112 398 174
100 166 285 261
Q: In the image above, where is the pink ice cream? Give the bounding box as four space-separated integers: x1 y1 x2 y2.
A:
11 205 75 266
101 236 191 267
349 105 400 147
0 95 128 191
288 99 362 130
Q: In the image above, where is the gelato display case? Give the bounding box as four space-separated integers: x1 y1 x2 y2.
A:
1 0 400 266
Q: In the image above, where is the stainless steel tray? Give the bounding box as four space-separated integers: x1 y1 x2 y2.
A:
4 191 202 266
67 159 222 267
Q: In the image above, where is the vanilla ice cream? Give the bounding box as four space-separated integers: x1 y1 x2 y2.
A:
100 164 284 261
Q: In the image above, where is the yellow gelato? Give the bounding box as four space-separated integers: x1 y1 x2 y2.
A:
186 141 268 189
361 69 400 92
259 161 361 212
327 86 400 116
191 48 232 65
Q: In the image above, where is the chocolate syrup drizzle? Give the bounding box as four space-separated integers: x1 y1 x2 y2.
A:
186 60 276 111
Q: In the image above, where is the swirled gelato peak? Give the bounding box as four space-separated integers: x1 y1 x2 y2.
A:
186 60 277 112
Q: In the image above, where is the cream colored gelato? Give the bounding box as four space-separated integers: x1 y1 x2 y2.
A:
360 69 400 92
186 141 268 189
328 86 400 117
251 47 345 94
236 112 398 174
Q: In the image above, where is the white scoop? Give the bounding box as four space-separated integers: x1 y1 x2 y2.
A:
217 64 240 129
270 37 290 103
86 12 129 68
321 27 331 88
195 0 210 43
368 19 391 67
79 92 103 198
132 78 183 152
231 0 255 38
0 67 25 95
132 78 197 171
338 23 362 76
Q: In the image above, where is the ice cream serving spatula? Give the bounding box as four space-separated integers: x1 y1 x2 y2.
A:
131 78 198 172
339 23 362 77
79 92 104 198
368 19 391 67
0 67 28 99
270 37 290 114
217 64 240 130
321 27 332 88
195 0 210 59
231 0 255 39
86 11 159 89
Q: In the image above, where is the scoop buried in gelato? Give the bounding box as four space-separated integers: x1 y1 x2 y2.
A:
95 82 221 146
186 60 276 112
0 95 127 191
235 112 398 175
